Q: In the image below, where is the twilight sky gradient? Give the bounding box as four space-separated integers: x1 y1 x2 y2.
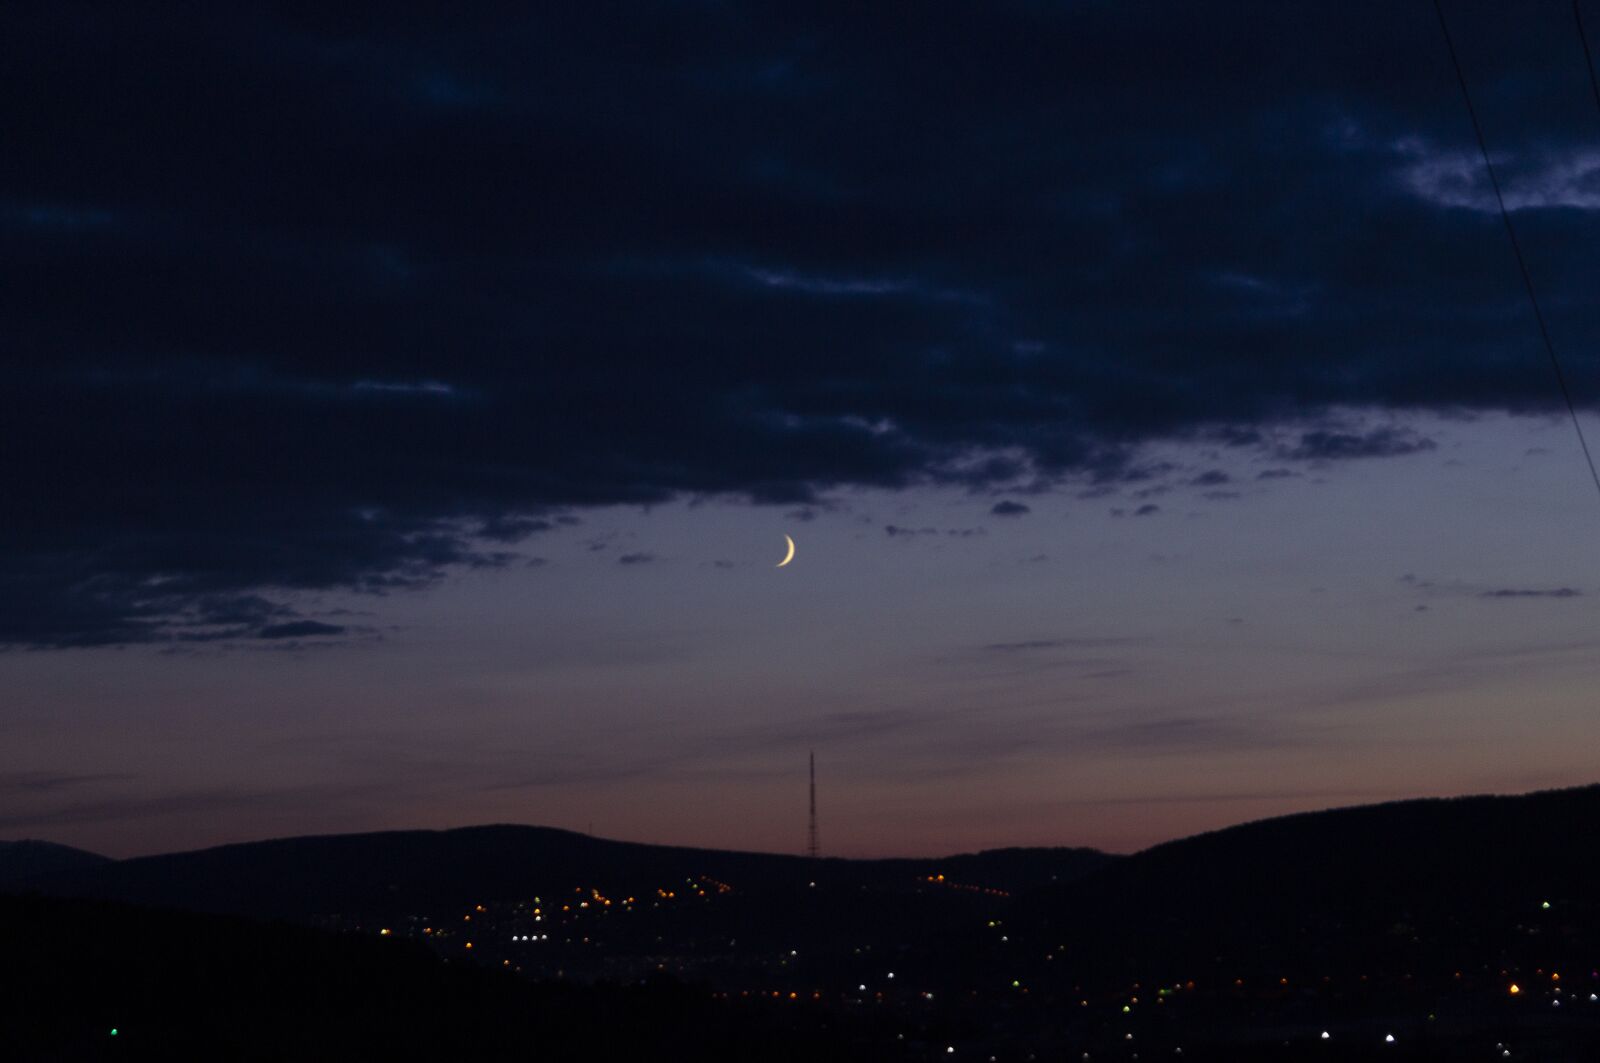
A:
4 2 1600 858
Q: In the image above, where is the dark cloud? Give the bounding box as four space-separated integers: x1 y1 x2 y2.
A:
1190 470 1231 487
1077 715 1291 756
886 524 987 539
1281 427 1437 461
477 515 557 542
1256 468 1302 480
257 620 347 639
984 637 1134 653
1480 588 1582 599
4 2 1596 646
987 640 1066 652
990 500 1031 516
0 771 135 795
0 782 386 831
617 553 657 565
1135 504 1161 516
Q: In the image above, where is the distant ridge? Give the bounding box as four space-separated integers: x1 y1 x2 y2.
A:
16 782 1599 955
0 840 110 883
8 824 1109 920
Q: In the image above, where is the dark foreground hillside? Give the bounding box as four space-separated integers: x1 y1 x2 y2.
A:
0 894 894 1063
1023 784 1600 981
10 787 1600 1061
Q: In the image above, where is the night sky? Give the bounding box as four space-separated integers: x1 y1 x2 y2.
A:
5 2 1600 859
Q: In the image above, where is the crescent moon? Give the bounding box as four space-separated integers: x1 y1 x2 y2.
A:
776 534 796 568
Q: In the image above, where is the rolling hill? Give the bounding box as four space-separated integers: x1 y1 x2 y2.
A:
0 839 109 883
7 825 1110 921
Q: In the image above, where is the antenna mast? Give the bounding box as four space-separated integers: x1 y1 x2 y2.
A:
806 749 820 860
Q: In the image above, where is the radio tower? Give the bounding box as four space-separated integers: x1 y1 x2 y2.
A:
806 749 820 860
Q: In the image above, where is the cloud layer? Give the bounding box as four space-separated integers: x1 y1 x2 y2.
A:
4 2 1600 645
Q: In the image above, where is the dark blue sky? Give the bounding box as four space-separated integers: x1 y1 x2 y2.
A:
4 2 1600 857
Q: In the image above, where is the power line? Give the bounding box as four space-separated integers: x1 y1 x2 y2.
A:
1574 1 1600 122
1432 0 1600 503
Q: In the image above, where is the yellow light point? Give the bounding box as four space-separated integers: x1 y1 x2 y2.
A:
1552 972 1561 981
465 942 473 949
1510 984 1521 995
379 928 391 936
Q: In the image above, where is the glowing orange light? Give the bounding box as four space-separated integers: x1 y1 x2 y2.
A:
1509 984 1521 995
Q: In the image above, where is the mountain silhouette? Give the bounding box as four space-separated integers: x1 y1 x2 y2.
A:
9 825 1110 921
0 839 109 883
9 787 1600 1060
